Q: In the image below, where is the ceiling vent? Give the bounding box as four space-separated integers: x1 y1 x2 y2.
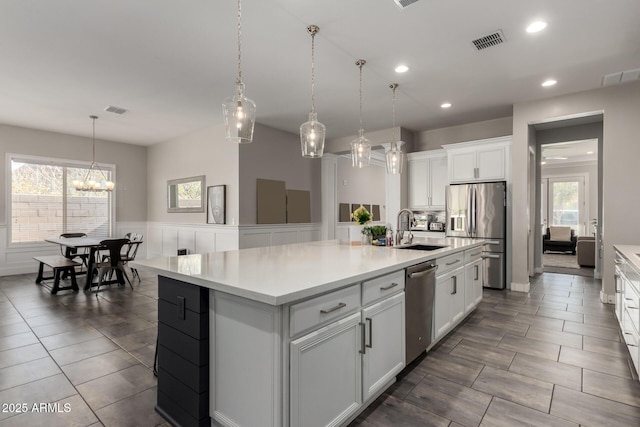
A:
472 30 506 51
104 105 128 115
393 0 420 10
601 68 640 86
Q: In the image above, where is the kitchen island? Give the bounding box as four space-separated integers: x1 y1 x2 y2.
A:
132 238 485 427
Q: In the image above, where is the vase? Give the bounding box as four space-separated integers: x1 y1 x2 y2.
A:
361 234 372 245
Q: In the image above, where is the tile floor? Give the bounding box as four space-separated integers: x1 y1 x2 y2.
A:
1 270 639 426
352 273 640 427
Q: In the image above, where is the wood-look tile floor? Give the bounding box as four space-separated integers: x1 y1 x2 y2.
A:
2 271 640 426
0 270 167 427
351 273 640 427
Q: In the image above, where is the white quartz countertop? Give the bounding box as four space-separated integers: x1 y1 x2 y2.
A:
131 237 485 306
614 244 640 273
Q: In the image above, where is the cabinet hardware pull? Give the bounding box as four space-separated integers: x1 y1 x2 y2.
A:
482 254 501 259
474 265 479 280
360 322 366 354
471 251 482 257
380 283 399 291
366 318 373 348
320 302 346 314
614 259 624 265
452 276 457 295
446 259 460 266
408 265 438 278
486 240 500 245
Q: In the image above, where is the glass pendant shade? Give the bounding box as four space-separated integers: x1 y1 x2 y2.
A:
223 82 256 144
300 111 326 157
351 129 372 168
386 142 405 174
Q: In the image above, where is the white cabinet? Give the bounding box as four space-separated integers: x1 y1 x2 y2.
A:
434 266 465 341
361 293 405 401
290 271 406 427
443 136 511 183
408 150 447 209
464 257 483 312
614 248 640 376
290 312 363 427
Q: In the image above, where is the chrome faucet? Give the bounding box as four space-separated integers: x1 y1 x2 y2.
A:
396 209 415 245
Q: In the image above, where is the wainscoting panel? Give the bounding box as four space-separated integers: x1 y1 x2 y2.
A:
238 224 322 249
147 223 239 259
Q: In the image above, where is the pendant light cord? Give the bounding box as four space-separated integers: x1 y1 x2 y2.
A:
356 59 366 131
310 27 316 113
390 83 398 147
91 115 97 163
236 0 242 85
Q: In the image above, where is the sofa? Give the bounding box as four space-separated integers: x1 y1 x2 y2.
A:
577 236 596 267
543 226 577 254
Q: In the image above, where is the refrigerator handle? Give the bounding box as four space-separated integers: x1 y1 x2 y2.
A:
471 186 477 237
466 186 473 237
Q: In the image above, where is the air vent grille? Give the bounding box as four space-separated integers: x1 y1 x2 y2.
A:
393 0 419 10
104 105 128 115
472 30 506 51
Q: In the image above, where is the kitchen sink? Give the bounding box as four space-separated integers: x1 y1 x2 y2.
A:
396 244 448 251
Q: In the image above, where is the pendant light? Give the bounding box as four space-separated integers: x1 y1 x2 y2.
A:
222 0 256 144
351 59 371 168
300 25 326 158
72 115 115 192
385 83 405 174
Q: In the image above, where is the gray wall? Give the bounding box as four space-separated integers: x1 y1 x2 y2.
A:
336 156 386 221
326 127 415 155
238 123 321 224
512 81 640 297
146 123 240 225
415 117 513 151
0 123 147 223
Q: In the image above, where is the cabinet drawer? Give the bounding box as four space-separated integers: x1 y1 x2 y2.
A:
362 270 405 306
436 251 465 276
624 281 640 334
290 284 361 337
622 309 639 373
464 247 484 263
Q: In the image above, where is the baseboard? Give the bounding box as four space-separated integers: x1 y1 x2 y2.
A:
600 291 615 305
510 281 530 293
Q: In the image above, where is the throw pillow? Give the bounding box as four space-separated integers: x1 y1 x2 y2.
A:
550 226 571 241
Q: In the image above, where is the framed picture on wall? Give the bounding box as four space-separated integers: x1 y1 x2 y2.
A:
207 185 226 224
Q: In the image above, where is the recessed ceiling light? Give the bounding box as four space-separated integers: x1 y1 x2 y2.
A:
526 21 547 33
441 102 452 109
541 79 557 87
395 65 409 73
587 151 594 154
541 161 546 165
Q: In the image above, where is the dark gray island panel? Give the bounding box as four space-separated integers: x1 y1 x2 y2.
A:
156 276 210 427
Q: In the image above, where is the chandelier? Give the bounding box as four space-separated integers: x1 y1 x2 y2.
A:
351 59 371 168
300 24 326 158
72 115 114 192
385 83 405 174
222 0 256 144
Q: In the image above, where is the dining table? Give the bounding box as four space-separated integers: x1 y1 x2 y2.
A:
44 236 125 290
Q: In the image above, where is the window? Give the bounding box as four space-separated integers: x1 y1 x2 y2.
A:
541 175 586 235
9 155 115 244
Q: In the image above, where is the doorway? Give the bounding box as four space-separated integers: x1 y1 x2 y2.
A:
532 116 603 278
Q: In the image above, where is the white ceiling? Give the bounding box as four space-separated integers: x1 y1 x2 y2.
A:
1 0 639 146
541 139 598 165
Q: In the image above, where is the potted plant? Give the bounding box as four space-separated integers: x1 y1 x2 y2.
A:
351 205 371 225
361 226 373 245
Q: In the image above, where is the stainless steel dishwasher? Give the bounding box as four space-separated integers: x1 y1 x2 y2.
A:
405 261 438 364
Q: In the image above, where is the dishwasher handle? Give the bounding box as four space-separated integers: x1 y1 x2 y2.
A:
408 264 438 279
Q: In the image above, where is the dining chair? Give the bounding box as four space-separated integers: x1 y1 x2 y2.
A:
122 233 143 280
92 238 132 294
59 232 89 272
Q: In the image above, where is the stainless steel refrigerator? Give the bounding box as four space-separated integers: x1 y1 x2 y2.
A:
446 181 506 289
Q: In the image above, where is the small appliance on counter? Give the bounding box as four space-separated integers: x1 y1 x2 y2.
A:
429 222 444 231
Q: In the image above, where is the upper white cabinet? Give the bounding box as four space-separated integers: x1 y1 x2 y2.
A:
443 136 511 183
408 149 447 209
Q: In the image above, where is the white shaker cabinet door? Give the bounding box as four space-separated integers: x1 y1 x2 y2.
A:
429 155 448 207
465 258 483 312
434 275 453 340
361 293 405 402
476 146 506 181
408 158 428 208
290 312 362 427
449 151 476 183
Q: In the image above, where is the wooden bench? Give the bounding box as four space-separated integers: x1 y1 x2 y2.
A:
34 255 81 294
